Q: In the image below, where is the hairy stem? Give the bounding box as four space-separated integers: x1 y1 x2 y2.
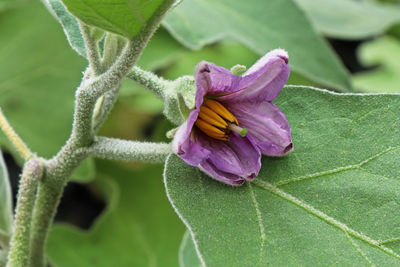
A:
102 33 126 71
72 36 151 147
83 136 171 163
28 181 62 267
29 143 87 267
73 0 174 147
79 22 103 76
7 159 44 267
0 108 33 161
26 1 176 266
128 66 170 99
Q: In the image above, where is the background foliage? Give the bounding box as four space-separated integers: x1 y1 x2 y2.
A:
1 0 400 266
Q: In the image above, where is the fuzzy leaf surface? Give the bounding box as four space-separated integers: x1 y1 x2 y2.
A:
60 0 168 39
165 86 400 266
163 0 351 91
42 0 87 57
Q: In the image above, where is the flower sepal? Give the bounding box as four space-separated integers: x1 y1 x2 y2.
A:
162 76 196 125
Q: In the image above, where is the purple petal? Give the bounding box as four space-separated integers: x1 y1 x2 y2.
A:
198 162 245 186
219 49 289 102
195 131 261 182
172 110 211 166
195 61 241 96
226 101 293 156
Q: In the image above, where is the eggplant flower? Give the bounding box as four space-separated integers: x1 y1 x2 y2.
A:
172 49 293 185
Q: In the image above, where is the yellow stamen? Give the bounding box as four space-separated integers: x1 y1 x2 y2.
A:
203 132 228 141
195 118 228 141
199 106 228 128
204 99 239 125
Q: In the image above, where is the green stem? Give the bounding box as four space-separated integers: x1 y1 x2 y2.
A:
27 1 176 266
83 136 172 163
6 159 43 267
0 108 33 161
128 66 170 99
79 22 103 76
28 181 63 267
101 33 126 71
29 144 87 267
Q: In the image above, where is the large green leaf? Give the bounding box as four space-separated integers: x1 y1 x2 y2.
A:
294 0 400 39
353 37 400 93
43 0 184 67
165 86 400 266
42 0 184 114
60 0 169 39
0 150 12 249
47 161 185 267
163 0 351 91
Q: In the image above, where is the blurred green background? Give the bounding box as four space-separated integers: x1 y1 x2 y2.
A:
1 0 400 266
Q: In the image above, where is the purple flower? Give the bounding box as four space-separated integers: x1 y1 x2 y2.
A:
172 49 293 185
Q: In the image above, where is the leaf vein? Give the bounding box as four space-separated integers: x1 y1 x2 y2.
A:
248 183 266 265
275 146 400 186
345 232 374 266
253 179 400 261
379 237 400 245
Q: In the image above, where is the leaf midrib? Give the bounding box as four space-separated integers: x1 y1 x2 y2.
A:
252 179 400 261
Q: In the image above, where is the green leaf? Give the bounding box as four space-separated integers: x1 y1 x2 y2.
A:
294 0 400 39
179 231 202 267
0 1 86 158
353 36 400 93
165 86 400 266
60 0 169 39
163 0 351 91
48 161 185 267
0 150 12 249
42 0 87 57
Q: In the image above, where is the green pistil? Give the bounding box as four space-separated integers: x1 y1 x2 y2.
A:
228 124 248 137
240 128 248 137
